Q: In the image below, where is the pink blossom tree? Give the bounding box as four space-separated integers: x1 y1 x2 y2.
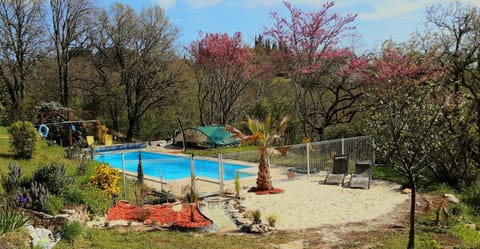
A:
187 32 260 125
263 1 366 140
365 45 445 249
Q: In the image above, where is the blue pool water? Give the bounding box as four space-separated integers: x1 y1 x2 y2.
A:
94 151 253 181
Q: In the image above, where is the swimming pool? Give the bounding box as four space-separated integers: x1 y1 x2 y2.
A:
94 151 253 181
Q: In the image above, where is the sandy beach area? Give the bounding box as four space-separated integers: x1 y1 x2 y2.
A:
237 174 409 230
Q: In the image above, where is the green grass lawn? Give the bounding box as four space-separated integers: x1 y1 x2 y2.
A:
54 229 296 249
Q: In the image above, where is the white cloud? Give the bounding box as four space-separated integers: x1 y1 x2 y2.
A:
185 0 222 9
244 0 480 20
152 0 177 10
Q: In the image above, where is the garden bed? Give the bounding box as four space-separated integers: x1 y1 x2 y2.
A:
106 201 213 231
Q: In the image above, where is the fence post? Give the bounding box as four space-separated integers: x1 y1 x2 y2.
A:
341 137 345 155
372 137 376 165
122 152 126 199
306 143 311 177
190 154 196 193
218 153 224 193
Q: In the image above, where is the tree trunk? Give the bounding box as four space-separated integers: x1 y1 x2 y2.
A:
126 116 136 142
256 146 273 191
407 178 417 249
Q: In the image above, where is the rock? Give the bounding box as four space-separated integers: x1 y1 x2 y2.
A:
401 188 411 194
249 223 270 233
61 209 76 215
25 224 61 249
444 193 460 203
465 224 477 230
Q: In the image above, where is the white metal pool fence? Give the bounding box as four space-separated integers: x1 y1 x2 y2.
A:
109 136 374 198
220 136 374 176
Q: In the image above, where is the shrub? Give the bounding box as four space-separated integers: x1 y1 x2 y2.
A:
266 213 279 227
181 185 197 203
137 152 144 185
33 163 73 195
76 153 89 176
21 181 49 212
64 187 85 205
1 164 27 208
253 209 262 224
234 172 241 198
0 208 29 236
62 221 83 244
64 186 111 217
80 186 112 217
89 164 120 197
46 195 65 215
8 121 37 159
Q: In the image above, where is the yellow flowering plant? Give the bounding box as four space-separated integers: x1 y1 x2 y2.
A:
89 164 120 197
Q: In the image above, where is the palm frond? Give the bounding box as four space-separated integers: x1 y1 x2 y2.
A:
225 125 247 140
264 114 271 138
273 146 291 156
276 115 291 134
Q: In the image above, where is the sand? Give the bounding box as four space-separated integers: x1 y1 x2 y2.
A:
238 174 409 230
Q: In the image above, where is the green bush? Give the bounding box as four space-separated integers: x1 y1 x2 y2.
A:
65 187 84 205
8 121 37 159
46 195 65 215
33 163 73 195
74 186 111 217
62 221 83 243
0 208 29 236
82 187 113 216
253 209 262 224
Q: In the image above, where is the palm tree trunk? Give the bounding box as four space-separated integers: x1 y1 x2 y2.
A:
257 146 273 191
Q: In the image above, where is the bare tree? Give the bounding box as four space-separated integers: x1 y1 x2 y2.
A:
0 0 46 122
91 3 182 141
50 0 93 107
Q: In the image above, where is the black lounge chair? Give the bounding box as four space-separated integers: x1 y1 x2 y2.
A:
349 160 372 189
324 155 348 186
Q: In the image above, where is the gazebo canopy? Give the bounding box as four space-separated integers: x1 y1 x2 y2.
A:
174 125 240 148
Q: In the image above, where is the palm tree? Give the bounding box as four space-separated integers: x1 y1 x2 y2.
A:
226 114 291 191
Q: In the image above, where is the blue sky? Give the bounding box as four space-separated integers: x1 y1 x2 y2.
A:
100 0 480 52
